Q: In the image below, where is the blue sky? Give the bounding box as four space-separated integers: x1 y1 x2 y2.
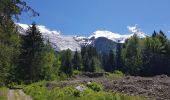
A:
20 0 170 37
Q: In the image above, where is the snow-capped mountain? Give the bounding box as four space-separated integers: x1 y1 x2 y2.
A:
17 23 81 51
17 23 146 52
74 25 146 45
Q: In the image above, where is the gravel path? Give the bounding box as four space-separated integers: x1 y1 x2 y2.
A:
7 89 32 100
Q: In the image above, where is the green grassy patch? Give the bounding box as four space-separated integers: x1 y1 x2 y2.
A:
107 70 125 80
24 81 146 100
0 87 8 100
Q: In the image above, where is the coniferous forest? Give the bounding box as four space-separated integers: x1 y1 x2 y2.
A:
1 0 170 100
1 0 170 85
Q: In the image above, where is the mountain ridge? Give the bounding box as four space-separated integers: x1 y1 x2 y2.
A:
17 23 147 52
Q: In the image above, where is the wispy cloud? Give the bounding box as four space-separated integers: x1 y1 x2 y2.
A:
127 24 140 33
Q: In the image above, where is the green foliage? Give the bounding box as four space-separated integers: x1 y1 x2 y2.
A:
0 0 39 24
72 50 82 70
87 82 103 92
18 24 60 83
122 34 142 75
81 46 102 72
140 31 169 76
37 42 60 81
0 0 38 85
116 42 123 70
0 22 21 85
107 50 116 72
24 82 146 100
60 49 73 76
107 70 125 80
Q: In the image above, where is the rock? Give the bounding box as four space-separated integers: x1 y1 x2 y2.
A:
75 85 87 92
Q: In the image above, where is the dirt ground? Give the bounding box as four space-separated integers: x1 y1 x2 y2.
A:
7 89 32 100
47 74 170 100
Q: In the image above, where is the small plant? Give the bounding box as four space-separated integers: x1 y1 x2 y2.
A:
86 82 103 92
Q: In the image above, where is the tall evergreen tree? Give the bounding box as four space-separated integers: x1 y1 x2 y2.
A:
0 22 21 85
0 0 38 85
60 49 73 76
82 51 90 72
18 23 44 82
72 49 82 70
90 57 97 72
116 41 122 70
152 31 157 37
104 50 115 72
122 34 142 75
140 37 166 76
37 42 60 81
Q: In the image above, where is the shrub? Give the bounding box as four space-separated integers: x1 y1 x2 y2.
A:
86 82 103 92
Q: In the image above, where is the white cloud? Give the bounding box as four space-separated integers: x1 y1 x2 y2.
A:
127 24 140 33
16 23 60 35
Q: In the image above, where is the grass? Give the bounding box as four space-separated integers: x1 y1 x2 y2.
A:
107 70 125 80
0 87 8 100
23 81 146 100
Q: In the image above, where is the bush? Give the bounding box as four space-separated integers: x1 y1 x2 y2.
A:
86 82 103 92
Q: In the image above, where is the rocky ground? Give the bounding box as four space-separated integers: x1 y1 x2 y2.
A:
47 73 170 100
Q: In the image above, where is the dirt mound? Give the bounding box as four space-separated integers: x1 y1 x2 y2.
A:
47 74 170 100
104 75 170 100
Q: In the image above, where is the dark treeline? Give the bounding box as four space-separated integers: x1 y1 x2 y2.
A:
1 0 170 86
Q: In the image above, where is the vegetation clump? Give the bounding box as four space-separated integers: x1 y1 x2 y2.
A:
24 82 146 100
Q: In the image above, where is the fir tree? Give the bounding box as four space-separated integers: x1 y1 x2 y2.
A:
122 34 142 75
72 49 82 70
107 50 116 72
116 41 122 70
18 23 44 82
60 49 73 76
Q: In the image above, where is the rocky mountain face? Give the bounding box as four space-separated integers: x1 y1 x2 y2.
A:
17 23 146 53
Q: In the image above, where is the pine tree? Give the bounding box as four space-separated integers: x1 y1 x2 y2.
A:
108 50 116 72
18 23 45 82
81 46 86 58
82 51 90 72
0 0 38 85
140 37 166 76
72 49 82 70
152 31 157 37
122 34 142 75
0 22 21 85
116 41 122 70
90 57 96 72
0 0 38 26
37 42 60 81
60 49 73 76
